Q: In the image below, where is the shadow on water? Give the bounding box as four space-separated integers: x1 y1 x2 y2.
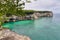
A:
2 22 15 30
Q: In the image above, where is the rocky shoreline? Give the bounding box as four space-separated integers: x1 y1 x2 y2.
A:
0 29 31 40
4 11 53 22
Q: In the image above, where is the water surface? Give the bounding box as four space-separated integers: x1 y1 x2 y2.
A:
3 14 60 40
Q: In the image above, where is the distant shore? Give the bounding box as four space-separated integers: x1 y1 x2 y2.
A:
4 10 53 23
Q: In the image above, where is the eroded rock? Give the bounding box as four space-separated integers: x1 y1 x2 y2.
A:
0 29 31 40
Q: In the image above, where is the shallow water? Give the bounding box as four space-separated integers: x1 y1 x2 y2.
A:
3 14 60 40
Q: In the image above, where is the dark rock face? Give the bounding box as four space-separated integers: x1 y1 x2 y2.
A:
0 29 31 40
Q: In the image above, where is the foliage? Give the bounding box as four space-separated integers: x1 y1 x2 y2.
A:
0 0 25 16
23 10 34 15
0 0 36 27
0 0 36 16
0 16 4 26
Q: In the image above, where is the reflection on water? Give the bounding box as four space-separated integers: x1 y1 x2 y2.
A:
3 14 60 40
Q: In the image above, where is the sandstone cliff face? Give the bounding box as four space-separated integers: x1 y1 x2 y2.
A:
33 11 53 17
0 29 31 40
31 11 53 19
4 11 53 22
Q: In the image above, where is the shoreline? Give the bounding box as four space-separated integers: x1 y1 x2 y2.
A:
0 28 31 40
4 11 53 23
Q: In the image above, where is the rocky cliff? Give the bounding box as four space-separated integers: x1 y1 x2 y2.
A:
0 29 31 40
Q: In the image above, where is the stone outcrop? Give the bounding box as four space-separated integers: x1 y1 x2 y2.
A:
30 11 53 19
0 29 31 40
4 11 53 22
25 11 53 19
33 11 53 17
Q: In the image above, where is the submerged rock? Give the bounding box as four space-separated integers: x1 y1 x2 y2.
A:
0 29 31 40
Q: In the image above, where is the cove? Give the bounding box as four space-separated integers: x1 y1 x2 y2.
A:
2 14 60 40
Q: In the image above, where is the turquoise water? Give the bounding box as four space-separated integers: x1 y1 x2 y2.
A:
3 14 60 40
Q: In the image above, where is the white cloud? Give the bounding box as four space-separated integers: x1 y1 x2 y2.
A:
24 0 60 13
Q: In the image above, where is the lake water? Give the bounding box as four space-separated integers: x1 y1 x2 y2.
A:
3 14 60 40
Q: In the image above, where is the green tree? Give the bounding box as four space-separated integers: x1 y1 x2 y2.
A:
0 0 36 16
0 0 36 28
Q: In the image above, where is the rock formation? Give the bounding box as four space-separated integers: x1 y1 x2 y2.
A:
0 29 31 40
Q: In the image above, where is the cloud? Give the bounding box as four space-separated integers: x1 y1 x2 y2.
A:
24 0 60 13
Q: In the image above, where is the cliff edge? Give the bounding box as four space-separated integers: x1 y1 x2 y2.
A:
0 29 31 40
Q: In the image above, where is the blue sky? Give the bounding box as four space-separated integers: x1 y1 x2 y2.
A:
24 0 60 14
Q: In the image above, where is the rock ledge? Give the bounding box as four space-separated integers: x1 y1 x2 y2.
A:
0 29 31 40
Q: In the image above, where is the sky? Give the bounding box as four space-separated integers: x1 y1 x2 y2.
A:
24 0 60 14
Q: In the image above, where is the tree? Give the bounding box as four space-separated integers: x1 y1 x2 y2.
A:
0 0 24 16
0 0 36 28
0 14 4 27
0 0 36 16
